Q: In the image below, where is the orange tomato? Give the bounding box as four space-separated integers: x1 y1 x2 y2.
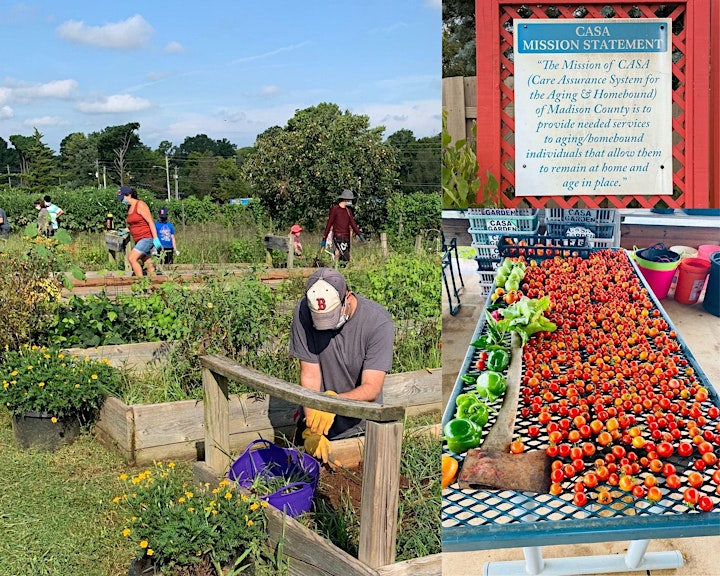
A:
442 455 459 489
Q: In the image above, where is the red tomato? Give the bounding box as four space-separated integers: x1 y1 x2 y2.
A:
656 442 674 458
698 495 714 512
677 442 694 458
683 487 700 506
666 474 681 490
687 471 704 488
573 492 588 506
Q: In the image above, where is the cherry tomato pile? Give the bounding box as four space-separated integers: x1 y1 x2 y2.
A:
517 250 719 512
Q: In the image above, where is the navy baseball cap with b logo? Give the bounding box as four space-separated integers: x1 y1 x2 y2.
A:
306 268 347 330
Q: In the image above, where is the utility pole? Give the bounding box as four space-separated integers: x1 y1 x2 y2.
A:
6 165 11 188
103 166 107 188
165 154 171 201
173 165 179 199
95 160 101 188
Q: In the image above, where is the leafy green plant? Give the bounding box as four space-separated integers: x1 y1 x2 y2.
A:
0 345 121 420
115 462 275 574
441 110 499 209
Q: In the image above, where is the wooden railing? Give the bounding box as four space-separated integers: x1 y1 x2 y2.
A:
195 354 408 569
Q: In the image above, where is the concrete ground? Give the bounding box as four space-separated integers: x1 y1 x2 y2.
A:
441 256 720 576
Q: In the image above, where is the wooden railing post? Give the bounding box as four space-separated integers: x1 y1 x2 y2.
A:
358 420 404 568
202 367 231 474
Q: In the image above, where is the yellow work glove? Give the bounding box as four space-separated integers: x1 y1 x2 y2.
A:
305 390 338 436
302 429 332 464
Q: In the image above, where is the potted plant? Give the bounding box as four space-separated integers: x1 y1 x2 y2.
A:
0 345 120 450
116 461 282 575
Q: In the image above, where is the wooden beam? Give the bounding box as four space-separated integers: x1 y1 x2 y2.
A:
358 420 403 568
376 553 442 576
202 368 231 474
199 355 406 422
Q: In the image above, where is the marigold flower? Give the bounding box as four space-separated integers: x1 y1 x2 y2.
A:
139 540 148 548
122 528 131 537
91 374 98 380
119 473 128 481
51 417 57 424
224 492 233 500
250 502 259 510
26 365 33 371
38 382 45 387
147 549 154 556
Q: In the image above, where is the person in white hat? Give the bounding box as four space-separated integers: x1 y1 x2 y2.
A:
320 189 365 262
289 268 394 463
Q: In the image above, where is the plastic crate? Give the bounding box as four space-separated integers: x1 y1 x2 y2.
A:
467 223 540 246
479 282 493 298
477 270 496 285
466 208 539 232
472 243 501 260
544 208 620 240
475 257 501 272
497 235 594 260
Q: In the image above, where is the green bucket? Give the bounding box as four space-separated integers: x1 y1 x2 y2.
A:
631 245 681 272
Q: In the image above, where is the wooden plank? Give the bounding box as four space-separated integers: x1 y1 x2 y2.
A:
375 553 442 576
63 341 174 372
203 368 230 474
383 368 441 414
199 355 406 422
94 396 134 462
442 76 467 144
620 224 720 250
358 421 403 568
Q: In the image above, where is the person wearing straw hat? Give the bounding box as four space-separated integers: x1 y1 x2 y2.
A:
289 268 394 463
321 189 365 263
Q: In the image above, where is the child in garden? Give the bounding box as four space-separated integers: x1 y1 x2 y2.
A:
156 207 179 265
290 224 303 258
34 199 52 236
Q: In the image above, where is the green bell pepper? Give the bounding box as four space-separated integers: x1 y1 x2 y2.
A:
455 392 489 428
476 371 507 401
443 417 483 454
487 348 510 372
461 373 478 385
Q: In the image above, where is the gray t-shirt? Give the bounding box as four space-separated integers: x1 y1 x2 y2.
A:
289 294 394 438
0 208 9 233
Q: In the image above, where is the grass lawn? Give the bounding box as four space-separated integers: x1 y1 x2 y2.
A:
0 409 439 574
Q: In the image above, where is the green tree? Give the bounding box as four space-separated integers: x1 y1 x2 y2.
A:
89 122 142 185
443 0 476 77
387 130 441 191
185 151 217 198
0 137 21 188
242 103 399 233
215 157 250 202
20 129 58 195
59 132 97 187
174 134 236 164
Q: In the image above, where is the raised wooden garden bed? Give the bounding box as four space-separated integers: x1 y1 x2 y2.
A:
73 343 440 466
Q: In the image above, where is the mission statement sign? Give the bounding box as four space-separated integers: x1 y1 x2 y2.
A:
514 19 672 196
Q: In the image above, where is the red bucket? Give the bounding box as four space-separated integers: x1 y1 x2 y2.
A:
674 257 712 305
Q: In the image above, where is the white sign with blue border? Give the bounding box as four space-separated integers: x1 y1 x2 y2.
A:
514 19 672 197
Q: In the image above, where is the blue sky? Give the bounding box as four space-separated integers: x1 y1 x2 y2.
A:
0 0 441 153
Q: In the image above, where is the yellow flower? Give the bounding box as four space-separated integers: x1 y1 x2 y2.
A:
147 549 154 556
188 507 195 513
119 473 128 481
206 302 214 309
3 382 8 389
10 370 17 377
91 374 98 380
51 417 58 424
212 509 218 515
224 491 233 500
168 462 175 468
57 353 64 359
44 354 50 359
139 540 148 549
250 502 259 510
112 496 121 503
27 365 33 370
178 497 186 503
185 491 194 499
122 528 131 537
247 520 254 527
38 382 45 387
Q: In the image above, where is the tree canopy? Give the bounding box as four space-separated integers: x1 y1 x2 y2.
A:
443 0 476 77
242 103 399 232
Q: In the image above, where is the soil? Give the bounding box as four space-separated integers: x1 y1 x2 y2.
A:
314 461 411 518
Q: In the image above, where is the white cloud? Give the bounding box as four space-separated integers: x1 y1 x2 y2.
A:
0 79 78 104
0 105 13 120
260 85 279 96
351 99 441 137
75 94 152 114
164 41 184 54
56 14 154 49
24 116 69 128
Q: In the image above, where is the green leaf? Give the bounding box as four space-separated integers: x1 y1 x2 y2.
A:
70 265 86 281
54 229 72 245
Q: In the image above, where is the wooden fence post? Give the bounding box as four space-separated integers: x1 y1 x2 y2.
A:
358 420 404 568
380 232 388 258
203 367 231 474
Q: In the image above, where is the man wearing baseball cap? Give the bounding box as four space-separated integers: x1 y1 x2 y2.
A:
289 268 394 463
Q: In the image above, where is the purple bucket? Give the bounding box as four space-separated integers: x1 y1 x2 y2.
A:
228 439 320 517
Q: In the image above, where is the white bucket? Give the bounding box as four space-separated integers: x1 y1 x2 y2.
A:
670 245 698 259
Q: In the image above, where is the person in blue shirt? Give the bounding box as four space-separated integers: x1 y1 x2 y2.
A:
155 207 179 265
